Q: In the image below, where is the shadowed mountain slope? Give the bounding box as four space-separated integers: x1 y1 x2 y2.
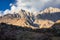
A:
36 12 60 22
0 23 58 40
0 23 60 40
0 23 52 40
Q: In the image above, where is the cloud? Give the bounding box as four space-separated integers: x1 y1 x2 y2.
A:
15 0 50 11
0 11 3 16
15 0 60 12
44 0 60 8
0 0 60 16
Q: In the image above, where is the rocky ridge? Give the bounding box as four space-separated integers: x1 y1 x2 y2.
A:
0 7 60 29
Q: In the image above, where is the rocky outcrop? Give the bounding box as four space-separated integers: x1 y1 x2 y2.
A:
34 19 54 28
0 9 38 29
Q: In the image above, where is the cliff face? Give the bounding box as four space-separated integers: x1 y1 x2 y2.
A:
0 9 38 29
0 7 60 29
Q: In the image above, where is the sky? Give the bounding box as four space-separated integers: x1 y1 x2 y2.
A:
0 0 60 16
0 0 15 11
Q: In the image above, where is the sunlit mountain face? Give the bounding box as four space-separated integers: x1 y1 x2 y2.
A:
0 0 60 29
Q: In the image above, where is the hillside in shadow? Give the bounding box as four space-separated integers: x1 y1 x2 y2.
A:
0 23 60 40
36 12 60 22
51 22 60 36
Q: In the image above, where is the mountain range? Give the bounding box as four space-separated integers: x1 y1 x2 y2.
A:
0 7 60 29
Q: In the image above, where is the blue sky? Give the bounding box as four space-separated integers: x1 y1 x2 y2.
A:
0 0 15 11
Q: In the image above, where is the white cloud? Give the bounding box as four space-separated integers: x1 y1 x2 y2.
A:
0 0 60 16
0 11 3 16
15 0 50 11
3 9 10 14
10 0 60 12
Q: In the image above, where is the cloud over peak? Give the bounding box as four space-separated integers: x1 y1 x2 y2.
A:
0 0 60 16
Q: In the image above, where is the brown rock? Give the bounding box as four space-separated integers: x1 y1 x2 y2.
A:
34 19 54 29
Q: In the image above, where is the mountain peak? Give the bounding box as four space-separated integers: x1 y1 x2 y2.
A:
41 7 60 13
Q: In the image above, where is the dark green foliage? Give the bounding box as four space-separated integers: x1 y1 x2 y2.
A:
0 23 60 40
51 23 60 37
